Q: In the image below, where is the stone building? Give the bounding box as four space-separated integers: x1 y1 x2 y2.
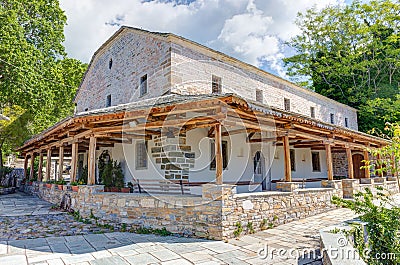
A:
19 27 399 239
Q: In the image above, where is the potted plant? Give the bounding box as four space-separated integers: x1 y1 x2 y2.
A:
120 184 130 193
56 179 66 190
70 181 79 192
45 180 54 188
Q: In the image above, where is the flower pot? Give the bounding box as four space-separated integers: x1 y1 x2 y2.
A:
57 185 63 190
110 187 119 192
104 187 110 192
28 182 33 185
45 184 52 188
120 187 130 193
71 186 79 192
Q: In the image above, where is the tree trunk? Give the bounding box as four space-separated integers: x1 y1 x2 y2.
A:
0 148 3 169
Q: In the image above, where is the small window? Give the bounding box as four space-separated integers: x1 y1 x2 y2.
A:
140 74 148 96
210 140 228 170
290 149 296 171
135 141 148 169
284 98 290 111
310 107 315 118
345 117 349 128
256 89 263 103
330 113 335 124
109 58 113 69
312 152 321 172
106 94 111 107
212 75 222 94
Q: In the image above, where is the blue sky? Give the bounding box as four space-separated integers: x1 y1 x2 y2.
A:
59 0 346 78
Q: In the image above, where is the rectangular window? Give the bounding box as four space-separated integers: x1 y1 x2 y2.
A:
330 113 335 124
212 75 222 93
140 74 148 96
284 98 290 111
135 141 147 169
310 107 315 118
106 94 111 107
256 89 263 103
290 149 296 171
210 140 228 170
345 117 349 128
311 152 321 172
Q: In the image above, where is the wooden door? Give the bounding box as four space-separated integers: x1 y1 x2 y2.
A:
352 154 365 179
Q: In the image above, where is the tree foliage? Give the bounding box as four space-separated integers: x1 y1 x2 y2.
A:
284 0 400 132
0 0 87 165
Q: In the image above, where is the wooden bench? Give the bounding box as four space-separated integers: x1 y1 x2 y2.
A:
132 179 191 195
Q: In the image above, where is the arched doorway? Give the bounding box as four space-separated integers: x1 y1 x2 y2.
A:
352 154 365 179
254 151 269 190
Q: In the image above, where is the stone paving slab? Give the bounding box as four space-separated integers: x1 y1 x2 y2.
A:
0 192 361 264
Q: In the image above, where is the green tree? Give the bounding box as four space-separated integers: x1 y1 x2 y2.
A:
0 0 87 166
284 0 400 132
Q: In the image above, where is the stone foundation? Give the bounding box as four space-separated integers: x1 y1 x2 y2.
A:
23 178 400 240
276 182 299 192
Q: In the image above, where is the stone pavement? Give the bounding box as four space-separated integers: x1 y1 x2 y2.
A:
0 192 357 265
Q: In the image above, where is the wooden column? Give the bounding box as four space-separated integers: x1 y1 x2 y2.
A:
23 154 29 178
29 153 35 180
215 123 223 185
376 153 383 177
45 148 52 182
38 152 44 182
392 154 398 177
363 150 371 179
88 136 97 185
58 146 64 181
325 143 334 181
70 142 78 182
283 135 292 182
346 147 354 179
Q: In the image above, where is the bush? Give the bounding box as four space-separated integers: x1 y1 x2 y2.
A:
332 187 400 265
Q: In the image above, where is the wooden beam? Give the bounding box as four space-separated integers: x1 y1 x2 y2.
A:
38 152 44 182
58 146 64 181
70 142 78 182
363 150 371 179
346 147 354 179
325 143 334 181
208 127 215 137
23 155 29 179
45 149 52 182
88 136 96 185
215 123 223 185
29 153 35 181
283 135 292 182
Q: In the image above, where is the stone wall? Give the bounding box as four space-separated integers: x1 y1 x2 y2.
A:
332 152 348 177
221 188 341 239
75 30 171 113
26 183 223 239
151 133 195 181
170 42 358 130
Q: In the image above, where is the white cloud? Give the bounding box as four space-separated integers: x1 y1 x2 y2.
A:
59 0 344 77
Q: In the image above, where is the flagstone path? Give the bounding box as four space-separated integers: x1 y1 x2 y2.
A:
0 192 357 265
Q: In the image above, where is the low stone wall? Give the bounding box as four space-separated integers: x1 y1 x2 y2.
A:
25 182 223 239
221 188 341 239
23 178 400 241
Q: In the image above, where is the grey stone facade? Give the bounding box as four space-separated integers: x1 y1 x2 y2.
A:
74 27 358 131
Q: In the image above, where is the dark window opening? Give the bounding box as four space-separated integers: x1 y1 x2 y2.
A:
109 58 113 69
212 75 222 93
312 152 321 172
136 141 148 169
256 89 263 103
330 113 335 124
210 140 228 170
290 149 296 171
284 98 290 111
84 108 88 111
106 94 111 107
345 117 349 128
310 107 315 118
140 74 148 96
